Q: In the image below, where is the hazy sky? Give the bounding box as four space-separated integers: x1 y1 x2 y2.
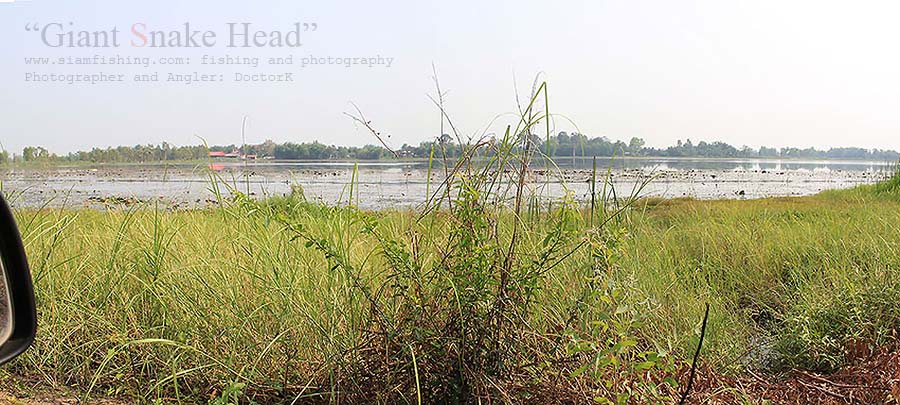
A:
2 0 899 155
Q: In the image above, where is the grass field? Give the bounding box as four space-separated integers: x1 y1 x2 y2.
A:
4 82 899 403
2 164 898 403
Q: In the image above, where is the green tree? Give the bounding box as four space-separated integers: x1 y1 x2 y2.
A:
22 146 50 162
628 137 646 155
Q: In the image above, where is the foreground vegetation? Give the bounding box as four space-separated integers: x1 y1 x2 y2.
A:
5 82 900 402
1 163 897 403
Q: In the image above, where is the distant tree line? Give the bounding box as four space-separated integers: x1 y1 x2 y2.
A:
548 134 899 161
4 133 898 164
216 138 465 160
3 144 210 164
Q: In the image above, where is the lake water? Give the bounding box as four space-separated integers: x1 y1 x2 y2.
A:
1 157 894 210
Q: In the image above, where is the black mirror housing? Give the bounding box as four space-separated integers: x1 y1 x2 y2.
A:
0 193 37 365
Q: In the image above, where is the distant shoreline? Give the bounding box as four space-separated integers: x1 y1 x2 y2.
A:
2 155 898 169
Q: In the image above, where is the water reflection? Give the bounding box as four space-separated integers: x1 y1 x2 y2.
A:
547 157 894 173
1 157 894 210
198 157 894 174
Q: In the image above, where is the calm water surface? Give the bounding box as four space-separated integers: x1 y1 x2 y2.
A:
1 158 893 210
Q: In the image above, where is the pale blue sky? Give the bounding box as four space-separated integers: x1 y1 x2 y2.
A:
2 0 899 154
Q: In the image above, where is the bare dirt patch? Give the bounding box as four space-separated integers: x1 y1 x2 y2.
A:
686 343 900 404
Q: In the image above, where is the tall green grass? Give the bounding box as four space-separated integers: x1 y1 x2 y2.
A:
8 106 900 403
12 167 900 402
875 160 900 196
7 83 676 403
619 192 900 373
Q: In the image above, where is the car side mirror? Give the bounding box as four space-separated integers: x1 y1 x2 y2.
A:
0 193 37 365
